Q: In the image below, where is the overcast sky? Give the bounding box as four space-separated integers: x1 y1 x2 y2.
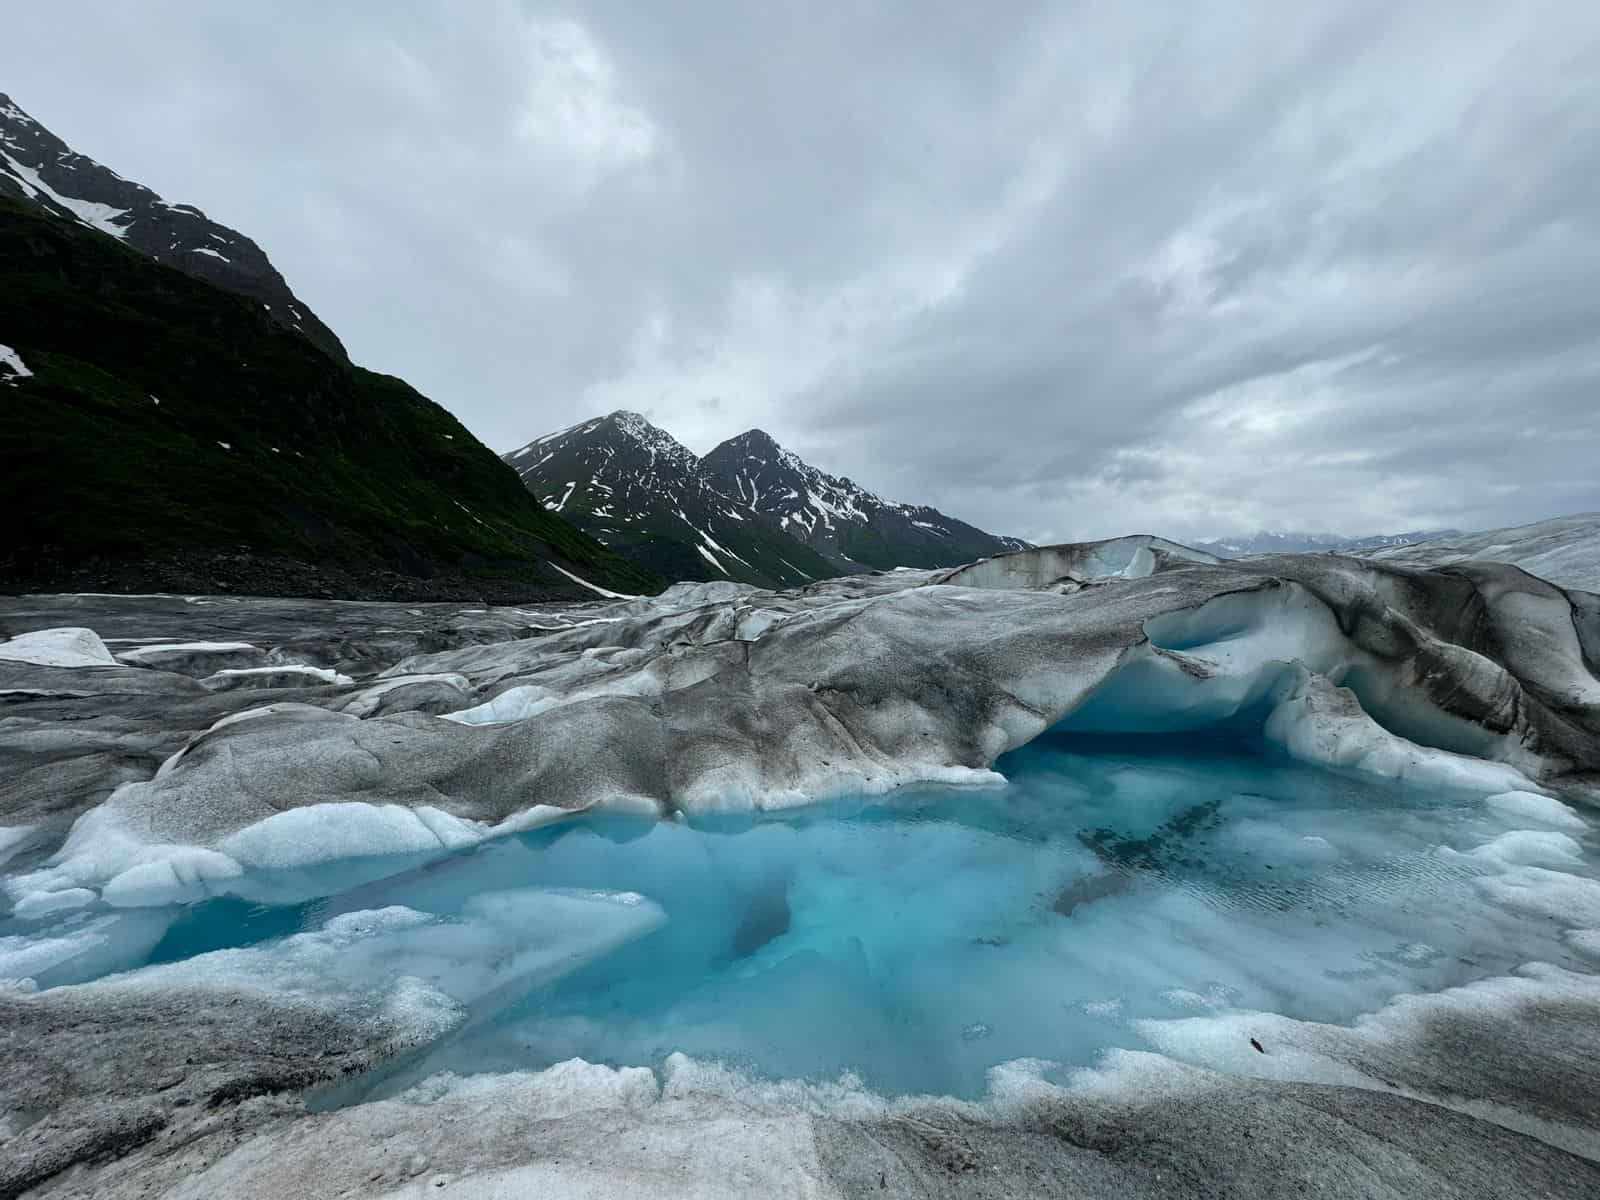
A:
7 1 1600 543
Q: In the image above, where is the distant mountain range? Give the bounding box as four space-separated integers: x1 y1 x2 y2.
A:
0 92 345 361
0 93 654 601
1195 529 1455 558
504 413 1027 588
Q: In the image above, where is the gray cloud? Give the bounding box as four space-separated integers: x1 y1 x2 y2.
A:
6 0 1599 543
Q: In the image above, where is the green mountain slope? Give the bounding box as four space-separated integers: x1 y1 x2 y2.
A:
0 197 659 600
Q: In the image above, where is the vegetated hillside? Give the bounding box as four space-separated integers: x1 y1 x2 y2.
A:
0 197 659 600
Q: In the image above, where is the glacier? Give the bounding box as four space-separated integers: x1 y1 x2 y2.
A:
1367 512 1600 594
2 539 1599 1197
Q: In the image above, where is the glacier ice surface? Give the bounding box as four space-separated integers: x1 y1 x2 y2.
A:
6 543 1600 1196
0 627 117 667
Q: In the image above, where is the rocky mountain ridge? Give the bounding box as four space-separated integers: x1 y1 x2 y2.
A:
699 429 1029 572
0 91 345 361
504 412 1026 587
504 413 839 587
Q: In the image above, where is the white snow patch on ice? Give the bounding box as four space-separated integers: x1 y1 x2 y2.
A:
1485 790 1589 831
1456 829 1586 870
200 665 353 688
217 804 510 871
0 910 175 990
17 795 577 910
12 887 97 919
1475 866 1600 927
442 683 561 725
114 640 256 664
1263 671 1539 795
0 627 116 667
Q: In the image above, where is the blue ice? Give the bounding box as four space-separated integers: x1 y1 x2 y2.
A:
4 732 1596 1102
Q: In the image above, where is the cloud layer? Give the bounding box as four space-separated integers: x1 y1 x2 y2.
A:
7 0 1599 542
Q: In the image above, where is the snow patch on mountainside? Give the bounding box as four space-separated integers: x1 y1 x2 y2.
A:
699 428 1030 571
0 343 32 383
546 561 637 599
0 148 130 237
0 90 345 360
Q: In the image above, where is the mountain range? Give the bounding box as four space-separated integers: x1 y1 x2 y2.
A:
0 92 654 601
503 413 1027 588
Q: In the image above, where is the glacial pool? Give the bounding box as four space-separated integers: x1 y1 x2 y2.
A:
5 731 1598 1103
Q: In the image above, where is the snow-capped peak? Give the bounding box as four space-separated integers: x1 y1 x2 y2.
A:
699 428 1028 570
605 410 700 473
503 412 1028 584
703 429 891 520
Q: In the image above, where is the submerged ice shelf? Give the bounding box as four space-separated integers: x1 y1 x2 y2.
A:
6 734 1595 1105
